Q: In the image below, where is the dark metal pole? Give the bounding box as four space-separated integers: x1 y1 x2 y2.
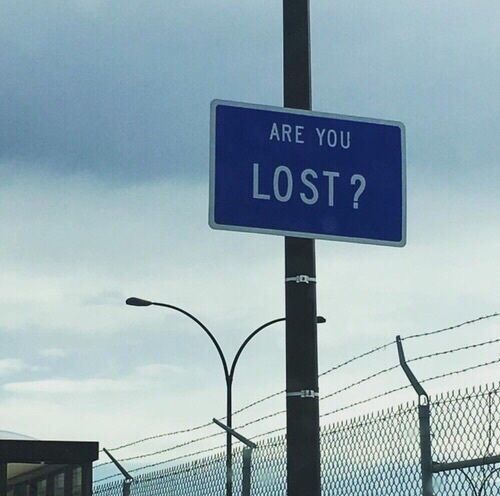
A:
242 447 253 496
149 302 230 380
283 2 321 496
213 416 259 496
229 318 286 380
226 318 288 496
396 336 433 496
64 466 73 496
419 402 434 496
0 463 7 495
226 376 233 496
148 301 233 496
123 481 132 496
126 298 291 496
82 462 93 496
227 316 285 496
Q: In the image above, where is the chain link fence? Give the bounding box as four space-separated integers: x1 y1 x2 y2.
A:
93 382 499 495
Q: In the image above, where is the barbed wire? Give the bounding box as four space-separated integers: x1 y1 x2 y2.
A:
103 339 395 454
253 424 286 440
321 363 400 402
99 334 500 468
408 335 500 362
96 410 289 470
402 312 499 341
239 337 500 437
319 340 394 377
102 312 499 456
246 355 500 439
321 335 500 403
94 442 226 484
232 389 284 416
95 429 225 469
134 455 223 484
235 408 286 430
95 379 500 486
229 355 500 443
321 355 500 420
235 312 498 417
104 421 214 453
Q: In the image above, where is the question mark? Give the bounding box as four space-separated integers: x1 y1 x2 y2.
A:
350 174 366 209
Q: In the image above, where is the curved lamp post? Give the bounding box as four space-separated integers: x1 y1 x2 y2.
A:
126 296 325 496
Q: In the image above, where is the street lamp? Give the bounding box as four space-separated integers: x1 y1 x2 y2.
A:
126 296 325 496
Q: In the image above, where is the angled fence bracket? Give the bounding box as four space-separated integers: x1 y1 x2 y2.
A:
396 336 434 496
103 448 134 496
432 439 500 495
397 337 500 496
433 454 500 473
213 418 257 496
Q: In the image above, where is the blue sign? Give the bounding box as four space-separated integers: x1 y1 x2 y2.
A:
210 100 406 246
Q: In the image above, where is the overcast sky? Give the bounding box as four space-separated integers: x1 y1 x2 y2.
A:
0 0 499 480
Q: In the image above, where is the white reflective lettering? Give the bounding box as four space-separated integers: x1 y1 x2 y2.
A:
341 131 351 149
316 127 326 146
295 125 305 144
252 163 270 200
273 166 293 202
327 129 338 148
269 123 280 141
350 174 366 209
323 171 340 206
300 169 319 205
282 124 292 142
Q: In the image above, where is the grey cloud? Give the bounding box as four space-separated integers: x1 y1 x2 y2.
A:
39 348 68 358
0 0 281 183
0 0 499 452
3 377 137 394
82 290 125 307
0 358 29 376
311 1 500 183
2 1 498 187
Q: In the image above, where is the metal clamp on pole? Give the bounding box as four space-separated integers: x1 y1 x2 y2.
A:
285 275 317 284
286 390 319 399
396 336 433 496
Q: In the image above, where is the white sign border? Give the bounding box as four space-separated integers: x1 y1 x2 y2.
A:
209 99 406 247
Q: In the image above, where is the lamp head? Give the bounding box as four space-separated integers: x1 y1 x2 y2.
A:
126 297 152 307
317 316 326 324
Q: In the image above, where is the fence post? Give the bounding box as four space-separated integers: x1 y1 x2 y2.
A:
103 448 134 496
396 336 434 496
242 447 253 496
123 479 132 496
0 463 7 495
82 462 94 496
213 418 257 496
